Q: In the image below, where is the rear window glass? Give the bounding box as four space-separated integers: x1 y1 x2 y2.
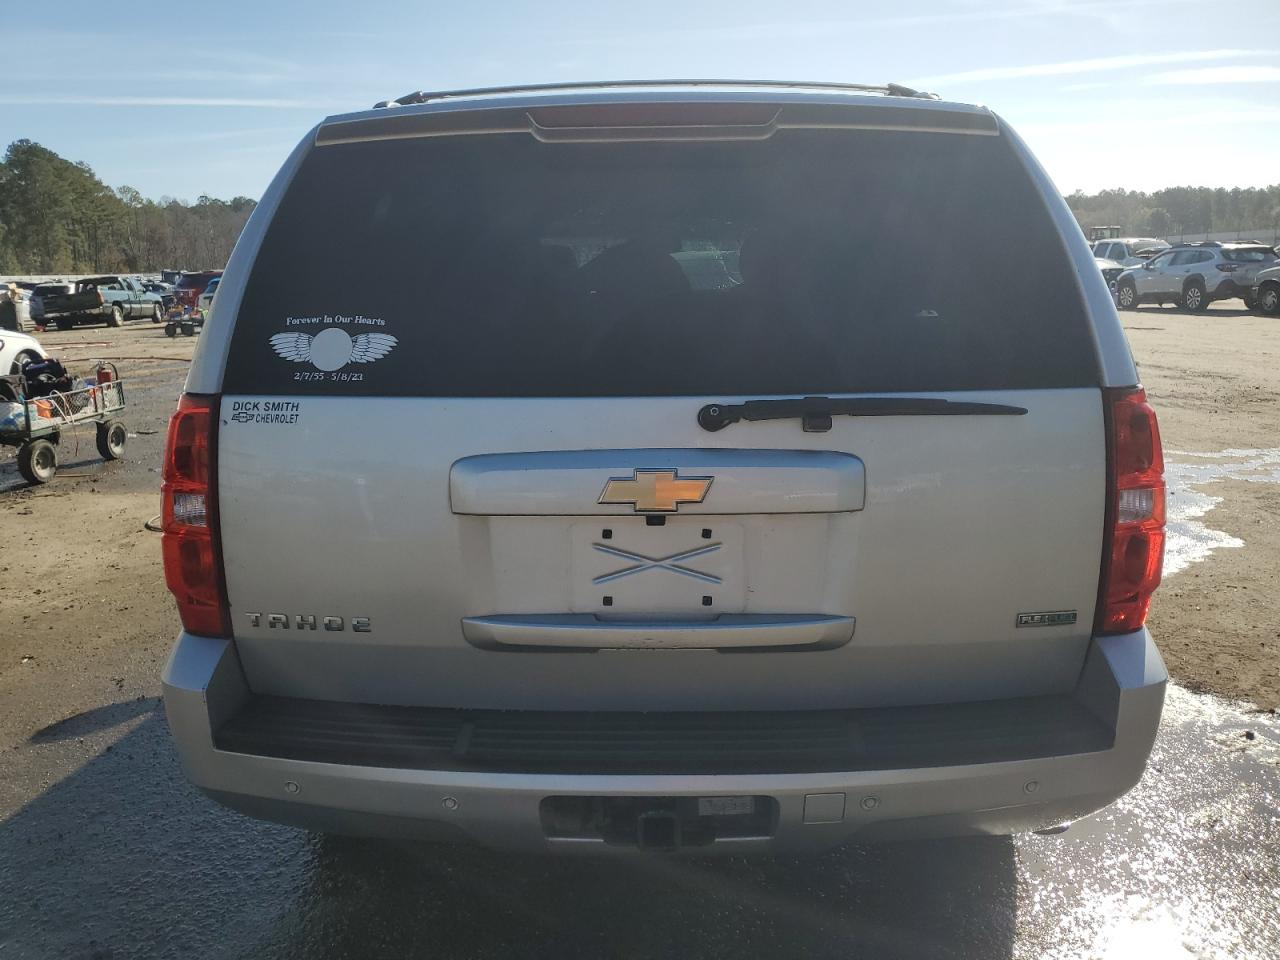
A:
226 127 1099 396
1222 248 1276 263
176 274 212 289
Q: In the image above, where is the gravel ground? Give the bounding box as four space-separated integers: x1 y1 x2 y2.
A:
0 308 1278 959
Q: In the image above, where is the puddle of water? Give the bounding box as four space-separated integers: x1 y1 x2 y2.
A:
1015 450 1280 958
1163 448 1280 575
1017 684 1280 960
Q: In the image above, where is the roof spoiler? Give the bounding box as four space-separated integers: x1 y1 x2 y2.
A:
318 100 994 147
371 79 941 109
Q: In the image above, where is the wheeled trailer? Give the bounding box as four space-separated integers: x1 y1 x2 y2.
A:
0 363 127 484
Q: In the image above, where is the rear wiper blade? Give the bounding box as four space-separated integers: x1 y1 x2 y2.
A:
697 396 1028 432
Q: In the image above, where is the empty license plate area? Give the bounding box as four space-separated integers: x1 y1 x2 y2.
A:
540 795 778 848
570 519 745 615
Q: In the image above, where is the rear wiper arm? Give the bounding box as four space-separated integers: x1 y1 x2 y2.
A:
697 396 1028 432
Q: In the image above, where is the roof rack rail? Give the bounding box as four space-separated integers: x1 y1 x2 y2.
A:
372 79 940 109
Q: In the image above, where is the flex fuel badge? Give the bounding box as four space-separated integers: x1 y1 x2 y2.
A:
228 400 302 425
1016 610 1078 628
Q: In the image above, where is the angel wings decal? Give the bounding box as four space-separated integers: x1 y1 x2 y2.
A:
269 329 398 372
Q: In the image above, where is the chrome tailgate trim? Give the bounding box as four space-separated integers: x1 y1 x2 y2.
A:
461 613 855 650
450 448 865 516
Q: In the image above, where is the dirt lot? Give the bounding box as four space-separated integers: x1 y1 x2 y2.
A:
2 309 1279 960
1124 303 1280 709
1 306 1279 719
0 324 191 757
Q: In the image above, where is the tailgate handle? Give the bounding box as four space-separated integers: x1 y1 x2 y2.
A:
451 449 865 516
461 614 854 651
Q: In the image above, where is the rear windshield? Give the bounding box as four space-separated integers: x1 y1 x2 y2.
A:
226 127 1099 396
1222 248 1277 263
176 274 214 289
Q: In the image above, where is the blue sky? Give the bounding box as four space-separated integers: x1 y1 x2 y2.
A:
3 0 1278 202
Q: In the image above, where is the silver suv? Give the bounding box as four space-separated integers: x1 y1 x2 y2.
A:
1115 241 1279 311
1091 237 1169 267
160 81 1167 853
1250 263 1280 315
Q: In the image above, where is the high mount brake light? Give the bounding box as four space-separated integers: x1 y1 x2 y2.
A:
161 394 229 637
1097 388 1165 634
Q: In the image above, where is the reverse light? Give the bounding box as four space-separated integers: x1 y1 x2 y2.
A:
1097 388 1165 634
161 394 229 636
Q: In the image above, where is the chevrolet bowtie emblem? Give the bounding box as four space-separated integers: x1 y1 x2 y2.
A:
598 469 713 513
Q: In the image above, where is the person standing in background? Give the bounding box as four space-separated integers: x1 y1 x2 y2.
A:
0 283 20 332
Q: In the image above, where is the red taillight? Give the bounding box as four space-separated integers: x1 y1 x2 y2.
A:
1216 263 1238 273
1097 388 1165 634
161 394 229 636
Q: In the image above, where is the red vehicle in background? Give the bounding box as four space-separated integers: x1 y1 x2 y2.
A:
172 271 222 312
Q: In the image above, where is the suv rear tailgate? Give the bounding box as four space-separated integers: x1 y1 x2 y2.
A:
212 113 1108 713
218 388 1103 710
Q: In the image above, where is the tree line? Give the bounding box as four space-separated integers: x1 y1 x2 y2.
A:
2 137 1278 276
0 139 256 276
1065 185 1280 240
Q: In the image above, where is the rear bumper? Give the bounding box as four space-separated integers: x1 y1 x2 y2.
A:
162 629 1166 853
1210 278 1253 300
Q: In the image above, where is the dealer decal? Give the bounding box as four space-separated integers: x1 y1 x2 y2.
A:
228 400 302 425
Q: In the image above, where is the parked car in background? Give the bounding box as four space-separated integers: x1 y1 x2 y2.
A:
1095 256 1125 289
1091 238 1169 267
38 275 164 328
173 271 222 311
1115 242 1279 311
0 329 46 374
196 277 220 317
29 282 72 329
1253 264 1280 315
142 280 176 312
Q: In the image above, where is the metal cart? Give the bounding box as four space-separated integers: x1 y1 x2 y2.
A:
164 303 203 338
0 363 127 484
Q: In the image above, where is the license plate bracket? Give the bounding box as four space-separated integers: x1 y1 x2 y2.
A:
570 519 746 615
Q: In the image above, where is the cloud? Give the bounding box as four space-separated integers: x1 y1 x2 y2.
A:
100 126 307 149
910 49 1273 87
528 0 1190 49
1143 65 1280 85
0 95 324 108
